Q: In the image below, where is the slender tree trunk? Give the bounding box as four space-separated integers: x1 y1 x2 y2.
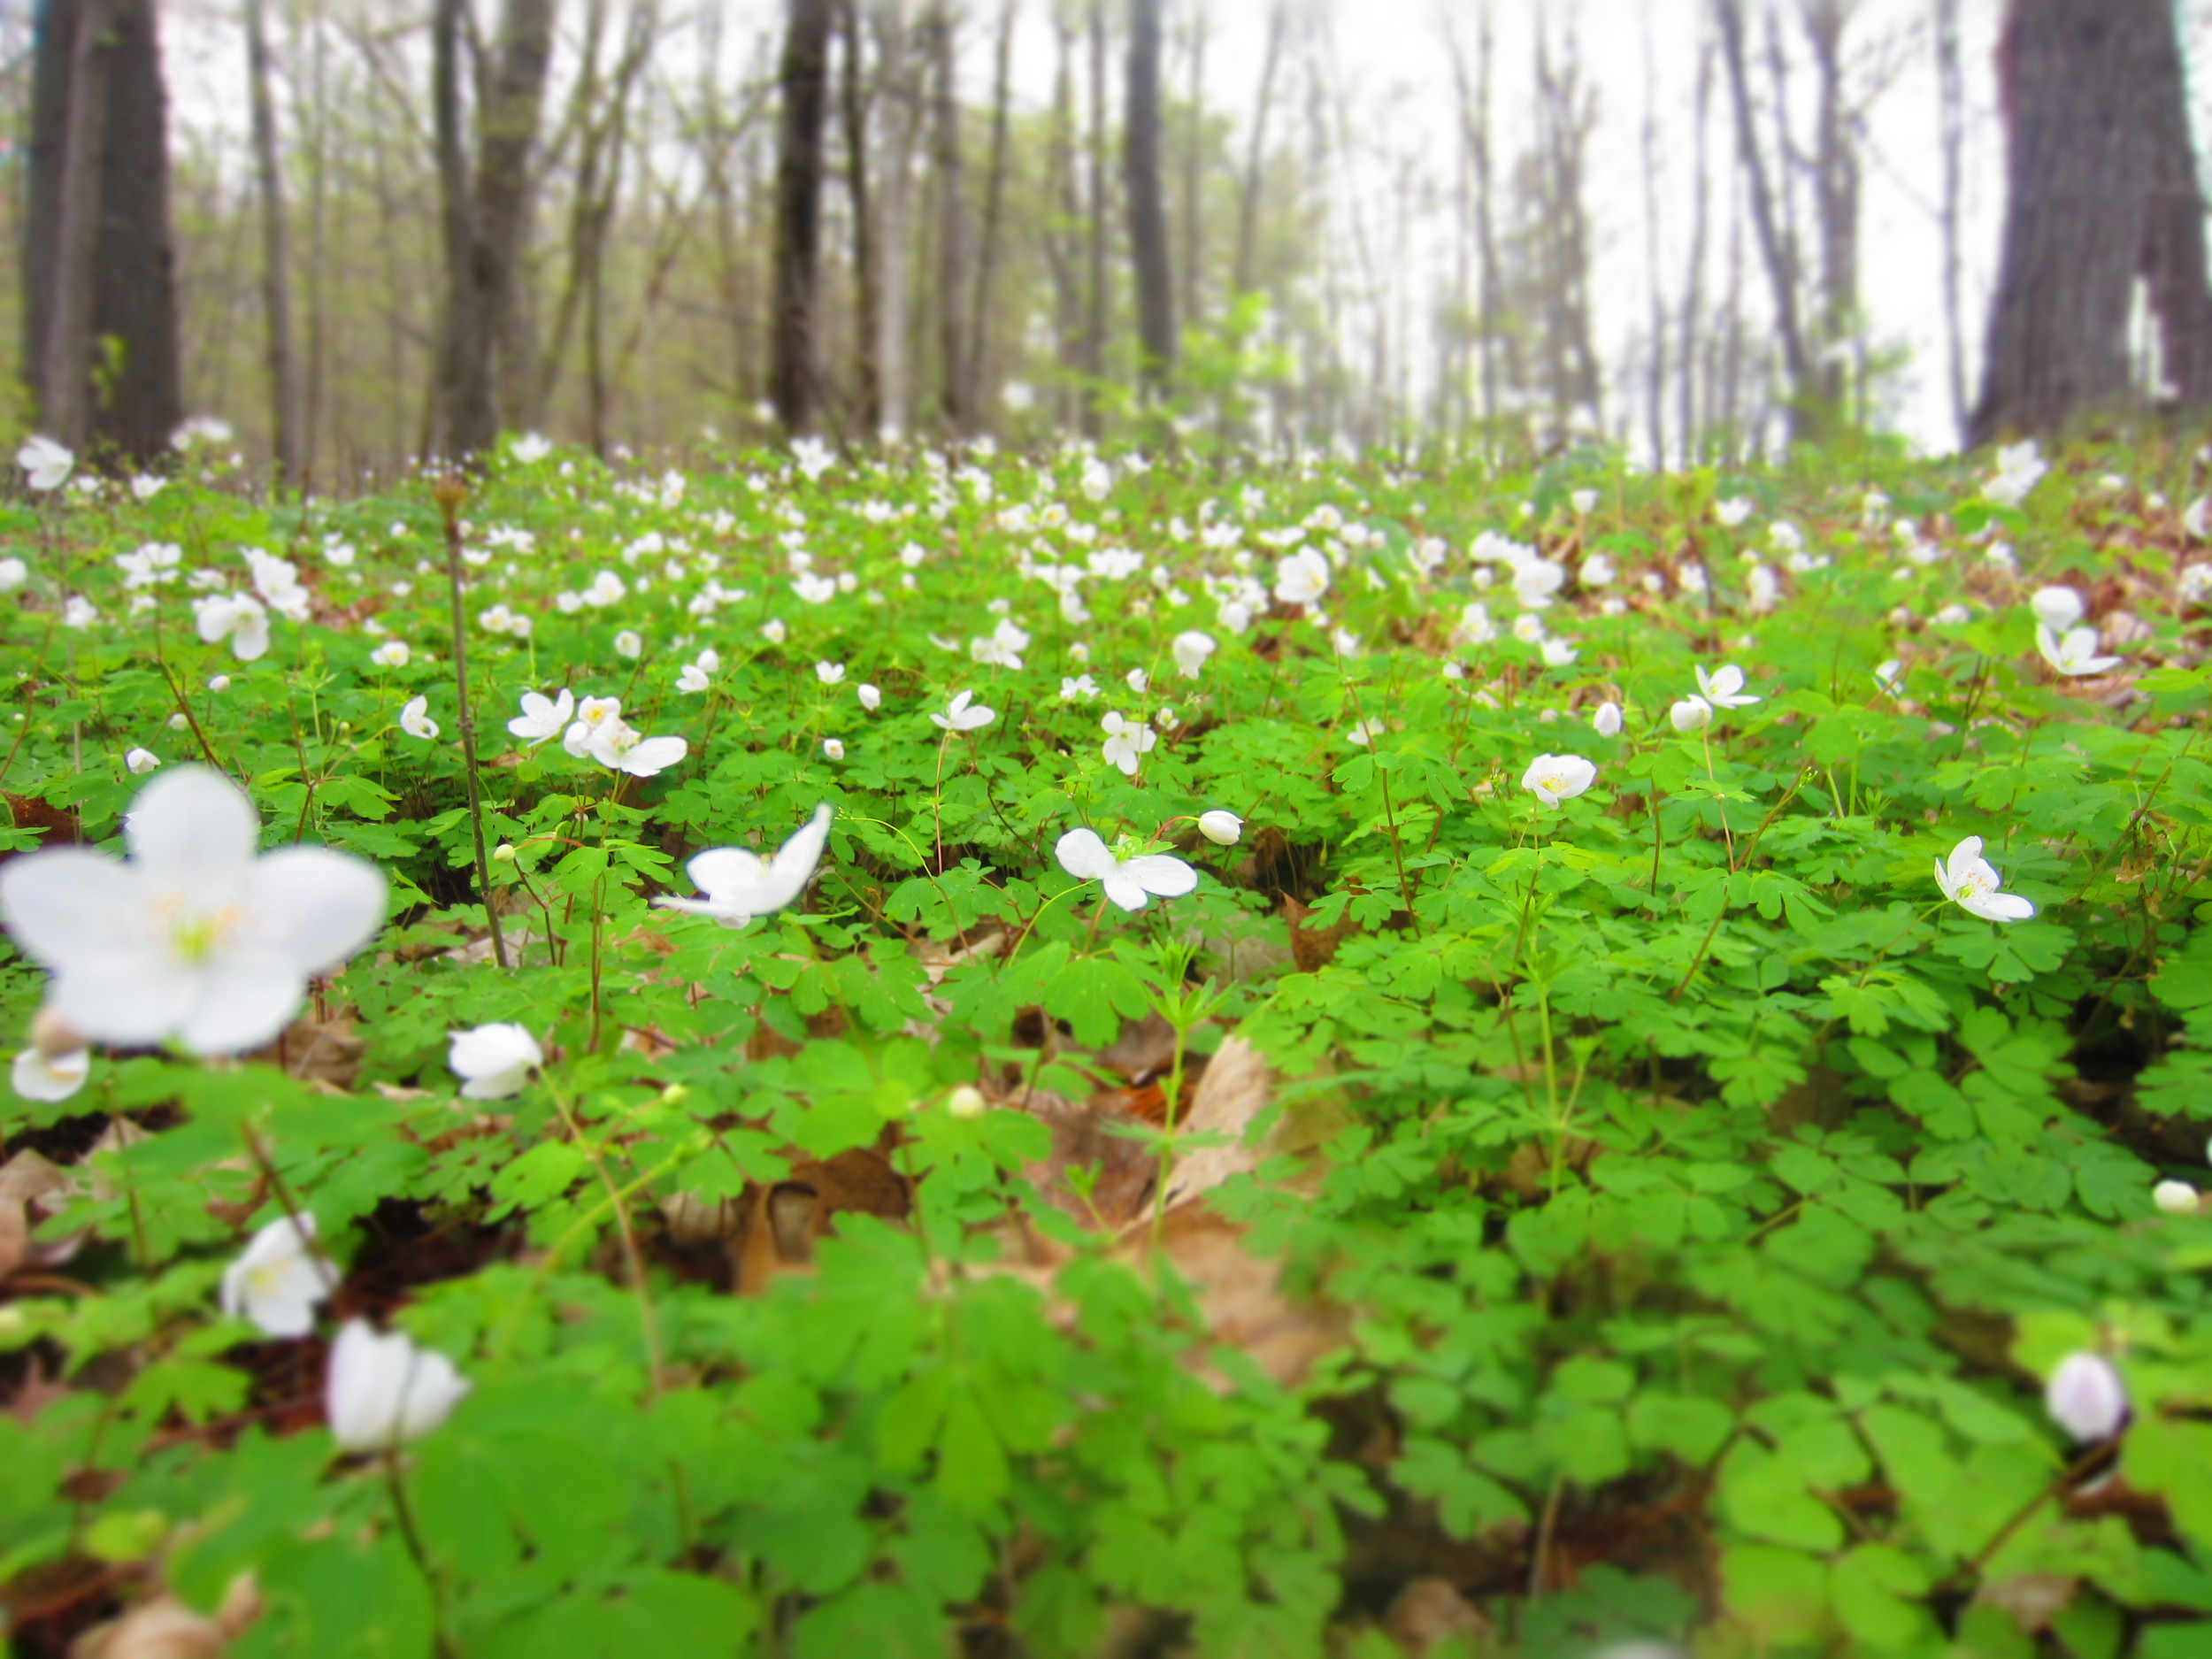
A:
1082 0 1108 434
837 0 879 434
926 4 970 434
965 0 1018 424
1639 6 1665 465
244 0 301 486
1934 0 1968 443
1178 1 1205 329
1970 0 2200 443
872 0 918 436
1232 2 1284 298
429 0 486 461
1715 0 1813 438
1046 7 1082 426
1804 0 1858 420
1124 0 1175 396
31 0 116 450
1681 36 1715 458
771 0 835 433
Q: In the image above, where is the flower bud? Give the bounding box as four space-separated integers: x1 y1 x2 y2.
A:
492 842 517 863
1670 696 1714 733
1198 810 1243 846
2045 1352 2128 1443
2153 1179 2200 1216
946 1085 987 1119
1593 700 1623 737
659 1084 691 1107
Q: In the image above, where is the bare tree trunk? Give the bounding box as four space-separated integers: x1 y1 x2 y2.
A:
1178 0 1205 329
925 3 970 434
1082 0 1108 434
1715 0 1814 439
1045 5 1082 426
1934 0 1968 442
2135 3 2212 409
244 0 301 486
429 0 487 461
30 0 115 450
1232 2 1284 298
1970 0 2200 443
472 0 556 443
1639 5 1666 465
965 0 1018 426
1803 0 1858 420
872 0 918 436
838 0 879 433
1125 0 1175 396
1681 36 1715 458
771 0 835 433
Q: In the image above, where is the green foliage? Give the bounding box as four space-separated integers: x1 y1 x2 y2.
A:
3 435 2212 1653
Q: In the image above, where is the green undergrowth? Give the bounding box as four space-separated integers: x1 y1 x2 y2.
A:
2 433 2211 1656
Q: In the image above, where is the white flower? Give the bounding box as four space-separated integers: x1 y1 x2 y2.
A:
1346 718 1386 747
1055 828 1198 912
371 640 411 669
1171 631 1216 679
1715 497 1753 527
761 618 787 645
656 803 833 928
61 595 96 629
209 675 231 694
1540 637 1579 668
1874 659 1905 698
816 660 846 685
448 1023 541 1100
1522 753 1597 807
11 1042 88 1102
2044 1353 2127 1443
2187 497 2210 541
1198 810 1243 846
677 664 711 694
2037 624 2122 677
1060 674 1099 702
1592 701 1623 737
1125 668 1149 695
508 688 574 747
1570 488 1599 515
194 593 272 662
1695 664 1762 708
572 711 687 777
1513 559 1566 610
1671 696 1714 733
614 629 643 660
0 767 387 1055
2031 586 2085 633
219 1213 327 1338
511 432 554 464
857 683 881 711
1984 441 2047 509
1101 711 1156 776
18 436 73 491
1933 835 2036 923
2153 1179 2200 1216
0 557 26 592
326 1319 471 1454
1274 548 1331 605
930 690 995 733
823 737 846 761
399 696 439 741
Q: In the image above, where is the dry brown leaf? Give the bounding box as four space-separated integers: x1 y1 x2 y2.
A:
1012 1087 1160 1228
0 1149 81 1279
70 1576 260 1659
245 1015 365 1091
1159 1036 1271 1211
1383 1578 1493 1655
1141 1206 1348 1388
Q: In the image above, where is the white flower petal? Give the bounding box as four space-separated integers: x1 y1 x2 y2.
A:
124 766 261 889
243 848 389 976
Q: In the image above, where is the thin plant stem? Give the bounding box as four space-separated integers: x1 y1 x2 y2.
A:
436 477 508 969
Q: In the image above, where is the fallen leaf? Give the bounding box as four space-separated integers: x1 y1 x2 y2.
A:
1159 1036 1271 1210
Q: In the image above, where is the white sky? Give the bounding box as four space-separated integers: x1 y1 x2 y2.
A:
150 0 2036 455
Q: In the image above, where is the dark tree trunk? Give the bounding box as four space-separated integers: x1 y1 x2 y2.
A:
1124 0 1176 395
1972 0 2212 443
429 0 485 461
836 0 879 434
1715 0 1814 440
23 0 182 465
473 0 556 441
771 0 835 433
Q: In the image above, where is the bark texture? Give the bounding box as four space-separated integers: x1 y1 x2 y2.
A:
771 0 835 432
1972 0 2212 443
23 0 182 465
1124 0 1177 393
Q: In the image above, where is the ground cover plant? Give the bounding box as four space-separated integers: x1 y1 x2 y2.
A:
2 432 2211 1656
